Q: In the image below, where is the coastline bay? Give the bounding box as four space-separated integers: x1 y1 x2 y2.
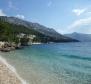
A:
0 42 91 84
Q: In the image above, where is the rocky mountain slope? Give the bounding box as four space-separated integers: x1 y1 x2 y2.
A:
64 32 91 42
0 16 78 42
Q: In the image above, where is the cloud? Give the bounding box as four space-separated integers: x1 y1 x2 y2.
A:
16 15 25 19
47 1 52 7
0 9 6 16
8 0 19 11
8 1 13 8
67 17 91 33
72 8 86 16
69 17 91 28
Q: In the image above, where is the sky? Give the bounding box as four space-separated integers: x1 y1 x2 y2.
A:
0 0 91 34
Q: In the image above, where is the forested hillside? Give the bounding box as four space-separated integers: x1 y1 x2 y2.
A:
0 16 78 43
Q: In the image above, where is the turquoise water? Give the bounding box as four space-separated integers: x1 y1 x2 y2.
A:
0 42 91 84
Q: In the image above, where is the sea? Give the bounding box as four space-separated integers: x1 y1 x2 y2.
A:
0 42 91 84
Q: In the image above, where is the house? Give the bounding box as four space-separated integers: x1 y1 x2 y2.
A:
28 35 36 45
17 33 36 45
0 41 6 48
0 41 10 52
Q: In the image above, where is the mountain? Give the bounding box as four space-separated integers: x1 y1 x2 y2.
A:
64 32 91 42
0 16 78 43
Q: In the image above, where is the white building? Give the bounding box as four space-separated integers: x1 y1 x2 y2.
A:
0 42 6 48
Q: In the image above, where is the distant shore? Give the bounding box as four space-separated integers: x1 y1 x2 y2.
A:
0 56 27 84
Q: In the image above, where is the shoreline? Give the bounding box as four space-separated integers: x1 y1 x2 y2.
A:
0 55 27 84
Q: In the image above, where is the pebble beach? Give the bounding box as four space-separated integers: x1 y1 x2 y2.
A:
0 56 27 84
